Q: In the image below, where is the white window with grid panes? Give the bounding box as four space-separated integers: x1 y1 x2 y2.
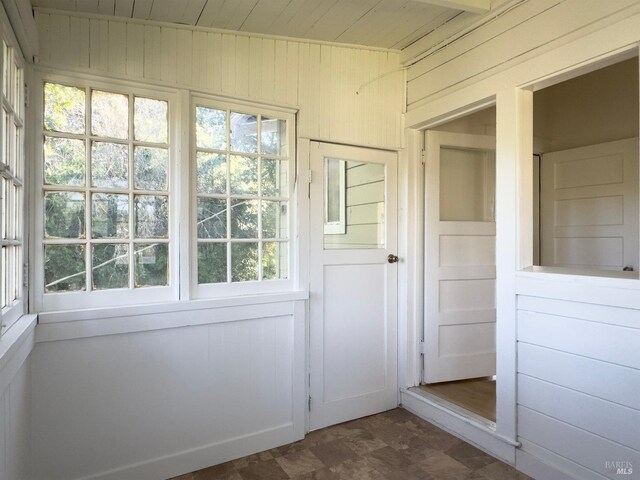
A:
193 97 294 297
34 76 177 312
0 37 25 335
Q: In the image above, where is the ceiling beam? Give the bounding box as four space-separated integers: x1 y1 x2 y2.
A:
413 0 491 14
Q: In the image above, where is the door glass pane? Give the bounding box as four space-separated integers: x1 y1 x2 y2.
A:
323 158 385 249
440 147 495 222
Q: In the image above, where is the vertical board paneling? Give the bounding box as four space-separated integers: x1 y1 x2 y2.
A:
98 19 109 71
49 14 68 66
35 12 402 149
191 31 206 89
222 34 236 96
285 42 298 107
248 36 262 100
177 29 193 86
209 32 222 93
319 44 331 140
0 389 6 480
234 35 249 97
274 40 287 105
143 25 161 80
0 356 32 480
32 313 299 480
67 16 81 67
108 21 126 74
35 12 51 63
261 39 275 102
126 22 144 78
161 27 177 84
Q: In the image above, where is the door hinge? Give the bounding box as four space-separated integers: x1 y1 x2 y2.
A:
421 150 426 166
419 340 426 355
24 84 29 109
23 263 28 287
308 395 312 411
308 169 313 183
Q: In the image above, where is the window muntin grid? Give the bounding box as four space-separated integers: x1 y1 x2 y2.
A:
1 40 24 330
195 105 290 285
42 82 171 294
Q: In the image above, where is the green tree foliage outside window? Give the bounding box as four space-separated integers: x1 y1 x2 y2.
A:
195 107 289 284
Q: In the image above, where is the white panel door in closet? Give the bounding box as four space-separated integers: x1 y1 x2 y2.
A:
309 141 398 431
540 138 639 271
424 131 496 384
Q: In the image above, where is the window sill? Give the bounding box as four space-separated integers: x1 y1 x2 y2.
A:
0 314 37 374
520 265 639 280
516 267 640 310
35 291 309 343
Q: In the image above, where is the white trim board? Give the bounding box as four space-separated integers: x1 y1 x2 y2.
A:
400 388 516 464
80 423 298 480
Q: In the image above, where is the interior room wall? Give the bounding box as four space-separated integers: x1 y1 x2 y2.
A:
404 2 640 478
28 10 405 480
533 57 639 152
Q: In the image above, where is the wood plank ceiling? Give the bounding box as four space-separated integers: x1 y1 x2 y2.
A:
30 0 463 50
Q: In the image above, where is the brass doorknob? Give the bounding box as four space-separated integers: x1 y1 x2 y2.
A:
387 254 399 264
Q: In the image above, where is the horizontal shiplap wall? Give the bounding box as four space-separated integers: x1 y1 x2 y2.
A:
34 11 403 150
405 0 640 112
324 161 384 249
517 292 640 479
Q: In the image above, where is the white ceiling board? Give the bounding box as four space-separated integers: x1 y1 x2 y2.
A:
30 0 465 49
303 0 382 41
414 0 490 14
275 0 340 39
131 0 152 18
97 0 115 15
193 0 224 27
55 0 77 10
149 0 186 23
114 0 133 17
226 0 261 31
69 0 98 13
181 0 207 25
239 0 292 35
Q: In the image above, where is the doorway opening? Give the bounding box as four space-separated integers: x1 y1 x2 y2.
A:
421 106 497 424
532 56 639 275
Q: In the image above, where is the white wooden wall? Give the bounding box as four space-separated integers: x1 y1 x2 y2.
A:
516 277 640 479
405 0 640 123
31 301 305 480
34 10 403 150
402 0 640 478
0 320 35 480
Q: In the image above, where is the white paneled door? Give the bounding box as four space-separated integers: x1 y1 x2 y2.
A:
424 131 496 384
309 142 398 431
540 138 639 271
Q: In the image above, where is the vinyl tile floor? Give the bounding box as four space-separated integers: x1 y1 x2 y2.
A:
169 408 531 480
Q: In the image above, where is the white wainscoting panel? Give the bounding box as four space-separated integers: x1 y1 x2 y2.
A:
0 317 35 480
31 302 305 480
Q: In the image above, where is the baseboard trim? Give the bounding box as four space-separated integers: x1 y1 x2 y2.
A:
400 388 515 464
517 440 605 480
80 423 300 480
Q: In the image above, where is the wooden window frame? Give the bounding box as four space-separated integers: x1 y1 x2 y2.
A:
32 72 179 312
0 29 25 337
191 94 296 299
